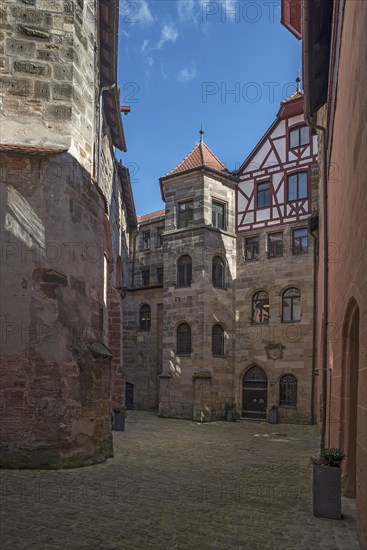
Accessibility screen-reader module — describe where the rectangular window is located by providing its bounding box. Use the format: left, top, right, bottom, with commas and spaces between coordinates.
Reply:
289, 125, 310, 148
245, 236, 259, 261
157, 267, 163, 285
287, 172, 308, 201
156, 227, 164, 247
141, 269, 150, 287
268, 232, 283, 258
257, 182, 271, 209
292, 228, 308, 255
212, 201, 226, 229
178, 201, 193, 229
142, 231, 150, 250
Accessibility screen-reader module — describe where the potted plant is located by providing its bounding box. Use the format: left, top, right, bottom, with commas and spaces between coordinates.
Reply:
310, 447, 346, 519
224, 402, 240, 422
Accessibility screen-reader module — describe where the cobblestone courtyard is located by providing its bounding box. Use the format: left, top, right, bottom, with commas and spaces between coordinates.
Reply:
0, 412, 359, 550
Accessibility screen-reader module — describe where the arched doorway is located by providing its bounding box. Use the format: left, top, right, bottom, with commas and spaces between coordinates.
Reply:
242, 366, 268, 419
341, 299, 360, 498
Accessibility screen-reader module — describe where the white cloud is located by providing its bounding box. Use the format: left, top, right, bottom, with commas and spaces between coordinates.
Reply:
222, 0, 239, 22
157, 23, 179, 49
120, 0, 154, 26
177, 0, 198, 23
137, 0, 154, 26
141, 39, 150, 53
177, 61, 197, 82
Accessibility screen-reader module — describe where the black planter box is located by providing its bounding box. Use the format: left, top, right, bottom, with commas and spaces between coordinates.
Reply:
313, 464, 341, 519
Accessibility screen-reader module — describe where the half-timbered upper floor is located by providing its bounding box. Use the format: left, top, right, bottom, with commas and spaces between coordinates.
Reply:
236, 91, 318, 232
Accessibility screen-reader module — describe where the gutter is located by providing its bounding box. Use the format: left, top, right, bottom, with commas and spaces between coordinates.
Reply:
303, 0, 328, 451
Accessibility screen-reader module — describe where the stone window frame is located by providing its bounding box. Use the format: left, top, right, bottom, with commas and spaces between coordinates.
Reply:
244, 235, 260, 261
177, 254, 192, 288
142, 230, 150, 250
267, 231, 284, 258
141, 269, 150, 287
212, 323, 225, 357
176, 322, 192, 356
279, 374, 298, 408
156, 226, 164, 247
281, 287, 301, 322
252, 290, 270, 324
177, 200, 194, 229
212, 255, 225, 289
292, 227, 309, 255
139, 304, 151, 332
156, 267, 163, 286
211, 199, 227, 230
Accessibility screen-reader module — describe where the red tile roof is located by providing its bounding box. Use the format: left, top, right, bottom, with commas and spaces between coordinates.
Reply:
163, 141, 227, 178
0, 144, 68, 155
137, 209, 165, 224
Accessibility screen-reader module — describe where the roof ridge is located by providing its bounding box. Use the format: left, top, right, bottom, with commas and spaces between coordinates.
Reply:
201, 141, 226, 170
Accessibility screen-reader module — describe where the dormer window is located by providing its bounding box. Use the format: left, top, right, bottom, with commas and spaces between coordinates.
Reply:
289, 125, 309, 148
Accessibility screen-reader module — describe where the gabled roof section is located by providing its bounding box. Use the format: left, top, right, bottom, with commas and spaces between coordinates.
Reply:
235, 91, 305, 174
117, 162, 137, 230
162, 141, 227, 179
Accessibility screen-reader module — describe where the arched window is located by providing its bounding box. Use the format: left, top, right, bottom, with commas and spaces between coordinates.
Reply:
139, 304, 151, 331
252, 291, 269, 323
212, 256, 225, 289
279, 375, 297, 407
282, 288, 301, 321
176, 323, 191, 355
212, 324, 225, 356
177, 255, 192, 287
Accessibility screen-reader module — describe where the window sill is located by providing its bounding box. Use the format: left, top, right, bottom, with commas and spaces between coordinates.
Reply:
176, 353, 192, 358
281, 320, 301, 324
278, 405, 297, 409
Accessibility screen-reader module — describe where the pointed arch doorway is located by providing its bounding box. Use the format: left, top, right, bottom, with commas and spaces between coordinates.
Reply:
341, 299, 360, 498
242, 366, 268, 419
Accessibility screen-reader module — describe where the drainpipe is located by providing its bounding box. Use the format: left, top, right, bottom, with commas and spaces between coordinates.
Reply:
310, 227, 318, 426
303, 0, 329, 452
97, 83, 117, 186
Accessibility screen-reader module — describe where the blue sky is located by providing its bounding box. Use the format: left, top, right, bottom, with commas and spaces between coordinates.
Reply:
117, 0, 301, 215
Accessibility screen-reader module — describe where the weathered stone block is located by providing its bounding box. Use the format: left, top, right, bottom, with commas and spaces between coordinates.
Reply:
6, 38, 36, 58
45, 103, 72, 121
0, 76, 32, 98
35, 80, 49, 100
37, 48, 59, 62
14, 60, 49, 76
18, 25, 50, 41
53, 63, 73, 81
52, 82, 72, 101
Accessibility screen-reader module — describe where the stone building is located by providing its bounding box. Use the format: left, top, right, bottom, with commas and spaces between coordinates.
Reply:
282, 1, 367, 547
0, 0, 136, 468
122, 93, 318, 424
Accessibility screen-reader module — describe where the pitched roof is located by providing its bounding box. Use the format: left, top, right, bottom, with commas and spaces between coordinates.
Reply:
281, 90, 303, 103
0, 144, 68, 155
162, 141, 227, 178
137, 209, 165, 224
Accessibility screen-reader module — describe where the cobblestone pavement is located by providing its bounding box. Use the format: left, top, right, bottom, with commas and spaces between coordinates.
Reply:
0, 412, 359, 550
